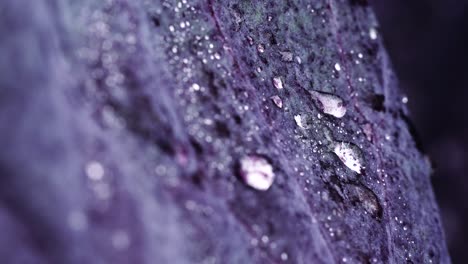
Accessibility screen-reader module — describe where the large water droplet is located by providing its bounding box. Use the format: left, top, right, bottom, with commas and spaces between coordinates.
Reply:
270, 95, 283, 108
333, 142, 363, 174
239, 155, 275, 191
346, 184, 382, 219
272, 76, 284, 89
310, 91, 347, 118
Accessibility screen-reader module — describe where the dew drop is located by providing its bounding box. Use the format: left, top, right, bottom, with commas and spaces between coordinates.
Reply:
346, 184, 382, 219
310, 90, 347, 118
281, 252, 289, 261
86, 161, 104, 181
270, 95, 283, 108
294, 114, 313, 129
239, 155, 275, 191
257, 44, 265, 53
190, 83, 200, 91
333, 142, 363, 174
402, 96, 408, 104
334, 63, 341, 71
272, 76, 284, 89
296, 56, 302, 64
369, 27, 378, 40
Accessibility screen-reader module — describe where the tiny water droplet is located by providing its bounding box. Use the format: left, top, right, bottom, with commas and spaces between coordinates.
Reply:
270, 95, 283, 108
310, 90, 347, 118
239, 155, 275, 191
281, 252, 289, 261
333, 142, 363, 174
272, 77, 284, 89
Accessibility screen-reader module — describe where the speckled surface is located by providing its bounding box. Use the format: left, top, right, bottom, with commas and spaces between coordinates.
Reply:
0, 0, 450, 263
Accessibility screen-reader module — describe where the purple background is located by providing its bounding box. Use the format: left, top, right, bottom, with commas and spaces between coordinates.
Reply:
373, 0, 468, 262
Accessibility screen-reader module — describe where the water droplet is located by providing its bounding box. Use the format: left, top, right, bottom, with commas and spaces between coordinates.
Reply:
294, 114, 313, 129
369, 27, 378, 40
402, 96, 408, 104
281, 252, 289, 261
333, 142, 363, 174
310, 91, 347, 118
346, 184, 382, 219
334, 63, 341, 71
270, 95, 283, 108
86, 161, 104, 181
239, 155, 275, 191
257, 44, 265, 53
272, 76, 284, 89
190, 83, 200, 91
247, 36, 254, 46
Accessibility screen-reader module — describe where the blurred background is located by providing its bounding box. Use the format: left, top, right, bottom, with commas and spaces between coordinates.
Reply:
372, 0, 468, 262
